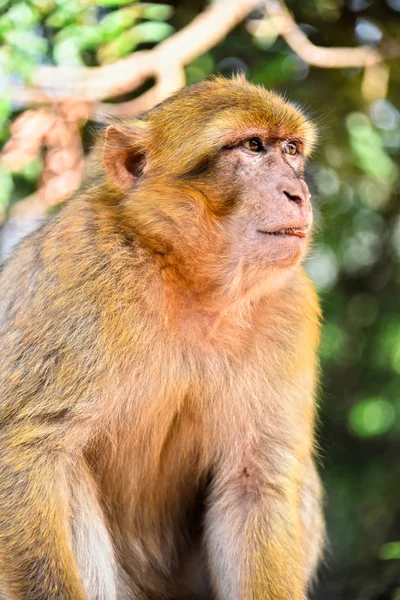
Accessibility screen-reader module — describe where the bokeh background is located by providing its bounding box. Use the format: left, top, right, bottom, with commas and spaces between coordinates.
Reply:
0, 0, 399, 597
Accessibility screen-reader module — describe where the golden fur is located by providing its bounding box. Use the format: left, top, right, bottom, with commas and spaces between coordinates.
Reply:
0, 77, 323, 600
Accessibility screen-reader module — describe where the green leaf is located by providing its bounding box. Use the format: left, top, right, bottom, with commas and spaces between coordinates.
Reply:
53, 37, 84, 66
45, 0, 86, 28
252, 55, 297, 86
140, 4, 173, 21
54, 25, 102, 50
0, 121, 10, 143
30, 0, 55, 16
186, 53, 215, 84
19, 157, 44, 181
0, 15, 13, 37
95, 0, 138, 7
348, 398, 395, 438
0, 95, 12, 123
98, 21, 173, 63
54, 0, 86, 8
98, 29, 140, 62
346, 113, 398, 183
5, 30, 48, 56
0, 163, 14, 210
130, 21, 174, 44
5, 3, 39, 28
9, 49, 36, 80
46, 7, 80, 28
98, 7, 140, 41
379, 542, 400, 560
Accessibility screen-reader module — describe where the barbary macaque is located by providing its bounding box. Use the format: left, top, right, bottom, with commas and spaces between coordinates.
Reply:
0, 76, 324, 600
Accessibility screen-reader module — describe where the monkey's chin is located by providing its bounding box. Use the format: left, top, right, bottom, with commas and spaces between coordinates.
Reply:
256, 232, 308, 269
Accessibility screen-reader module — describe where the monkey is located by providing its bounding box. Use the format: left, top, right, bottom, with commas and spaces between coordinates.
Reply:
0, 76, 324, 600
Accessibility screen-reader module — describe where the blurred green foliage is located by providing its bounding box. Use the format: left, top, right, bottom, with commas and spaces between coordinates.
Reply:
0, 0, 175, 137
1, 0, 400, 598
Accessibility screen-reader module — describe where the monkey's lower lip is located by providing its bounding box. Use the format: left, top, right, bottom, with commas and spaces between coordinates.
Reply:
258, 228, 308, 239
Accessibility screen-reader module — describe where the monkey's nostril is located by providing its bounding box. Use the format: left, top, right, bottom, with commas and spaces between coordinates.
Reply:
283, 190, 303, 205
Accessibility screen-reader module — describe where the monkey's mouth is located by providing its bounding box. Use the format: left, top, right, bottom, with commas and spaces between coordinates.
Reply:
258, 227, 308, 239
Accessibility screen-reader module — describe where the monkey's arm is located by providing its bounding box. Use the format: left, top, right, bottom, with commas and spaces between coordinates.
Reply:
205, 453, 315, 600
0, 331, 111, 599
205, 313, 322, 600
300, 458, 325, 581
0, 225, 114, 600
0, 448, 87, 600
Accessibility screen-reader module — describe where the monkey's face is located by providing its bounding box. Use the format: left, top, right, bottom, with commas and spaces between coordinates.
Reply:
212, 133, 313, 272
103, 78, 316, 293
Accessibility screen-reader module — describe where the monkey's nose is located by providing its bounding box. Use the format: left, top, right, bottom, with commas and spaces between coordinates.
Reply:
277, 178, 311, 212
283, 189, 306, 206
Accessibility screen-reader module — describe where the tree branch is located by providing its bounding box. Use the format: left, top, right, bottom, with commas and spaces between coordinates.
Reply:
263, 0, 400, 68
8, 0, 262, 108
4, 0, 400, 229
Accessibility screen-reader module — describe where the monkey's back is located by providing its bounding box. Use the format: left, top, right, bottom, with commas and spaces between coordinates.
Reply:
0, 199, 158, 442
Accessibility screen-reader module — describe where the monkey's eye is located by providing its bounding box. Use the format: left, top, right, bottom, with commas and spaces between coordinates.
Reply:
284, 141, 298, 156
242, 138, 263, 153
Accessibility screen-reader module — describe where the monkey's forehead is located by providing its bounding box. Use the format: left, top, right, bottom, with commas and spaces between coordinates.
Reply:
146, 78, 317, 157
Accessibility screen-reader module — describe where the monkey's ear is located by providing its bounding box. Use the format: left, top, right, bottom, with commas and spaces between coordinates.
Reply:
103, 124, 148, 193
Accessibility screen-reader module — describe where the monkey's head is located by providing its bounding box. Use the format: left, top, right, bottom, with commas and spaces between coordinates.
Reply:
103, 77, 317, 298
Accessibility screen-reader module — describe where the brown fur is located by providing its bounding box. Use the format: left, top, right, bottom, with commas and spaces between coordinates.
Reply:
0, 77, 323, 599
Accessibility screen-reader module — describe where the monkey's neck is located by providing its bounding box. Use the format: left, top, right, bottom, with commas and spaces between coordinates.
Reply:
155, 258, 296, 343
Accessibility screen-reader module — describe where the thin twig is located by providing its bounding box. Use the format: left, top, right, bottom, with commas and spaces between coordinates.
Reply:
264, 0, 400, 68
